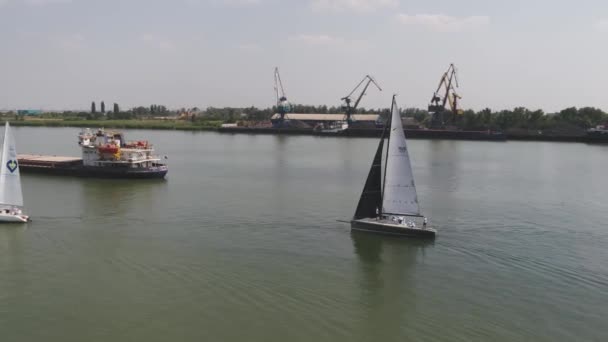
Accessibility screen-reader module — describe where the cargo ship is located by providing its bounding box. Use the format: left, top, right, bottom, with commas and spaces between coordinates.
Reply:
18, 128, 168, 179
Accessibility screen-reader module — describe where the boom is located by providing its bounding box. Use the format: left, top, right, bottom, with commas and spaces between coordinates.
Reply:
274, 67, 287, 106
342, 75, 382, 124
273, 67, 291, 127
428, 64, 463, 128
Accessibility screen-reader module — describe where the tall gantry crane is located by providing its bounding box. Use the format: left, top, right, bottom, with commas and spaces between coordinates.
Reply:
428, 64, 463, 128
341, 75, 382, 125
274, 67, 292, 127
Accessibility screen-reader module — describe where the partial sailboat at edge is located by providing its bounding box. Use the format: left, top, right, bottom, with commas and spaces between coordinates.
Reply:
351, 95, 435, 238
0, 122, 29, 223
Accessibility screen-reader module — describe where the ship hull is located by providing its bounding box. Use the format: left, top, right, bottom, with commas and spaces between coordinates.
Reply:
20, 164, 168, 179
585, 131, 608, 143
218, 127, 506, 141
0, 213, 29, 223
351, 218, 436, 238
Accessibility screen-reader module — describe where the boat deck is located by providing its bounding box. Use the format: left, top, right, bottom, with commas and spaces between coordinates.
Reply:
18, 154, 83, 167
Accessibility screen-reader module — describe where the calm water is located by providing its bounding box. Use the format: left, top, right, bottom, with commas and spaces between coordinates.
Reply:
0, 127, 607, 341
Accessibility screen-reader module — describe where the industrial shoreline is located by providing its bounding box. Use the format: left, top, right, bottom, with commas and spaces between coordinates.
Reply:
7, 120, 602, 143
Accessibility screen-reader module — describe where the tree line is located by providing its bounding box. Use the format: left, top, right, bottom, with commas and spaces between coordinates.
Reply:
7, 103, 608, 132
210, 105, 608, 132
437, 106, 606, 132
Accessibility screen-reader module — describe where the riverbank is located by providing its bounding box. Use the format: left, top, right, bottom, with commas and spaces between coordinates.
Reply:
3, 119, 601, 143
5, 119, 221, 131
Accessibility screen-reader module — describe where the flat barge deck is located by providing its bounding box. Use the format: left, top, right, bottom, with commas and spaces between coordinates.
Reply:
217, 127, 507, 141
18, 154, 168, 179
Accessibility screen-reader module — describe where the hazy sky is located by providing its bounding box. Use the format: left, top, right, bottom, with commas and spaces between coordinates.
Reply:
1, 0, 607, 112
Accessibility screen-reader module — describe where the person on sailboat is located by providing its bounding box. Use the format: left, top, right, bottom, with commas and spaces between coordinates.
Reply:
423, 217, 427, 229
375, 207, 380, 220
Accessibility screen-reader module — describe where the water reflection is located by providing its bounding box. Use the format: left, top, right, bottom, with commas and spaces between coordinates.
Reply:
350, 231, 434, 339
273, 135, 288, 170
351, 230, 434, 264
0, 226, 27, 271
0, 226, 27, 310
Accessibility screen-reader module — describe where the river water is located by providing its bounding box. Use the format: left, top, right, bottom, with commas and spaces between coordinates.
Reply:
0, 127, 606, 341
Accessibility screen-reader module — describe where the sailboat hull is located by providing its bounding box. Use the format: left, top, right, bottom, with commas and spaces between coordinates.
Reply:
351, 218, 436, 238
0, 213, 29, 223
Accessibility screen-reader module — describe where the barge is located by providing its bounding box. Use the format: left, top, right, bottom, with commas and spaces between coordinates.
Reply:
218, 126, 506, 141
18, 129, 168, 179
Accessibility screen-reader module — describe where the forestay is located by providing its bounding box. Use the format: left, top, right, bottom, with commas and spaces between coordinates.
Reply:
381, 97, 420, 216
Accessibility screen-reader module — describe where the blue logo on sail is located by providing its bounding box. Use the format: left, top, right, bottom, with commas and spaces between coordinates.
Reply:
6, 160, 18, 173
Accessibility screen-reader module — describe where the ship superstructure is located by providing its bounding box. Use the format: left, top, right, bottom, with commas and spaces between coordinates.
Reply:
79, 128, 165, 171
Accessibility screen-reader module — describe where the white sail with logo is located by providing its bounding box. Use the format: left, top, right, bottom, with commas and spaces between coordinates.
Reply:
382, 97, 420, 216
0, 122, 24, 208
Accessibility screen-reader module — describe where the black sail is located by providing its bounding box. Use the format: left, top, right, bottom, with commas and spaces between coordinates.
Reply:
354, 134, 385, 219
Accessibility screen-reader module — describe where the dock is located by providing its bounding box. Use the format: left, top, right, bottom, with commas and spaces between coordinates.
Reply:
217, 127, 508, 141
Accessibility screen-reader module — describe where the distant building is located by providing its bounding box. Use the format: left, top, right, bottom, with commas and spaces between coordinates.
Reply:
17, 110, 42, 116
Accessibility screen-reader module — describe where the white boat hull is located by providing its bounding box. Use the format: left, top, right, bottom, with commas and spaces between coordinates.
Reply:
0, 213, 29, 223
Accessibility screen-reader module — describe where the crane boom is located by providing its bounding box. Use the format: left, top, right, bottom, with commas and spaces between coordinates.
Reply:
342, 75, 382, 124
273, 67, 292, 127
428, 63, 462, 128
274, 67, 287, 105
440, 66, 456, 109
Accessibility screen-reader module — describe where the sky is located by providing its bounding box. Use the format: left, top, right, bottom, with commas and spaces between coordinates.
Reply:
0, 0, 607, 112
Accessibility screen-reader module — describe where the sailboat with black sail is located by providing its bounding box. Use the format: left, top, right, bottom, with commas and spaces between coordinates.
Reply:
351, 95, 435, 238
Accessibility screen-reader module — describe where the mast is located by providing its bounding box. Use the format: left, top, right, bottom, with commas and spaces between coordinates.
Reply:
380, 95, 395, 215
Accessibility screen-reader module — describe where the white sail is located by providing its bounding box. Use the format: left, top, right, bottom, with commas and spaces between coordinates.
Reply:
0, 122, 23, 207
382, 97, 420, 216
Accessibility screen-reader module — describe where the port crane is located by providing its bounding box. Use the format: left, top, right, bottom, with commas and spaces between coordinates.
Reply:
341, 75, 382, 125
273, 67, 292, 127
428, 63, 463, 128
